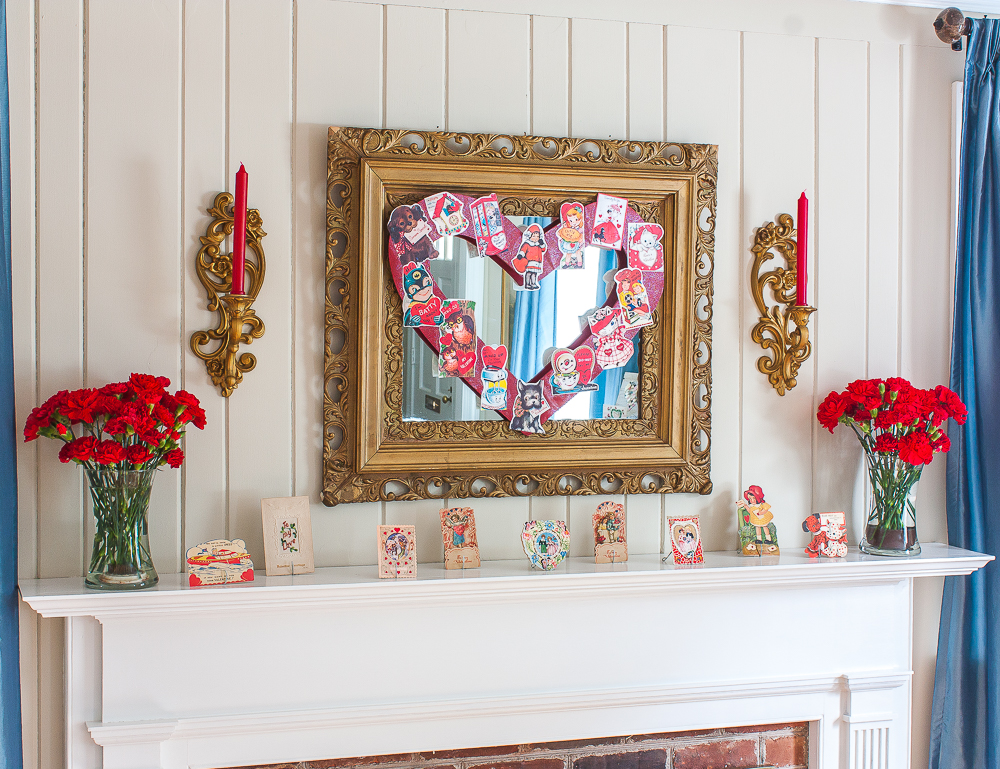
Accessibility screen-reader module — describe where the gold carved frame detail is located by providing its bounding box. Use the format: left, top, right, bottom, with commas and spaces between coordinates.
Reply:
324, 127, 716, 506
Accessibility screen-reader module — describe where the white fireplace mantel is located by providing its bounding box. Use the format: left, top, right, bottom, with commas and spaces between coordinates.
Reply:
19, 544, 991, 769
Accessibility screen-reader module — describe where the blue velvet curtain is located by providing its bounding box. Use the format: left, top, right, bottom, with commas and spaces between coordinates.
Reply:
929, 19, 1000, 769
510, 218, 557, 381
0, 1, 21, 766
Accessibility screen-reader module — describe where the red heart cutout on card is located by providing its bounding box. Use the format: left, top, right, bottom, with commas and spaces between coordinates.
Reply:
482, 345, 508, 370
386, 192, 664, 434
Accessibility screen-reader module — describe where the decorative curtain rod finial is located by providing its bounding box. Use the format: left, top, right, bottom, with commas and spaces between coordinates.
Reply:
935, 7, 972, 51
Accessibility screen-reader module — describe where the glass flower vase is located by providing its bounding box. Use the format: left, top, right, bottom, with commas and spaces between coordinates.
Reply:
859, 449, 922, 557
84, 466, 159, 590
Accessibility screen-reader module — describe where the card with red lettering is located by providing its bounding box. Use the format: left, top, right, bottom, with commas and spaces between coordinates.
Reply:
402, 262, 445, 327
627, 222, 664, 271
469, 193, 507, 258
437, 300, 476, 377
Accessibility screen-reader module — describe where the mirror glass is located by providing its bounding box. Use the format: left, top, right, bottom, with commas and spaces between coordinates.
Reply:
402, 217, 640, 423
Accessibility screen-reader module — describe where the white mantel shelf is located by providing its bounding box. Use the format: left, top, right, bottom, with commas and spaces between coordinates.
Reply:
19, 542, 990, 618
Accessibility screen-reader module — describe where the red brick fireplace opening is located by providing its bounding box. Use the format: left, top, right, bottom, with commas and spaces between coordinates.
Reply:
232, 723, 808, 769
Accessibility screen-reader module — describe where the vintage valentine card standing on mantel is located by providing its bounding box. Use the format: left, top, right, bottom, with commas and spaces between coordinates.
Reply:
378, 525, 417, 578
668, 516, 704, 565
440, 507, 481, 569
593, 501, 627, 564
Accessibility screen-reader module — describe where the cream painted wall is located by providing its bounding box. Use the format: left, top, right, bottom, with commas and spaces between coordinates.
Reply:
8, 1, 963, 768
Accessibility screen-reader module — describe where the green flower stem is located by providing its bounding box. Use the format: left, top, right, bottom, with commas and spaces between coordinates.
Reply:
85, 466, 156, 580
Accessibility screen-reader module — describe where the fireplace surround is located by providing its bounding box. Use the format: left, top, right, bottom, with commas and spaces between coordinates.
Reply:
18, 544, 990, 769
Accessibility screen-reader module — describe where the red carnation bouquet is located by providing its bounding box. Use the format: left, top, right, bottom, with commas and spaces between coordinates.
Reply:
24, 373, 206, 589
817, 377, 966, 556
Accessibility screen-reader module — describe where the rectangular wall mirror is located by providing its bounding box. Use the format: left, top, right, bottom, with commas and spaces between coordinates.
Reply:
324, 128, 716, 506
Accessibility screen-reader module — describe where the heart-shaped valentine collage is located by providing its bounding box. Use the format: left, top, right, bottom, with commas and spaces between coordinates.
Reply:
386, 191, 666, 435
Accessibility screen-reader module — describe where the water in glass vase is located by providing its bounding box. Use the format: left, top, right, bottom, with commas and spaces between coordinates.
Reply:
85, 467, 159, 589
859, 454, 921, 557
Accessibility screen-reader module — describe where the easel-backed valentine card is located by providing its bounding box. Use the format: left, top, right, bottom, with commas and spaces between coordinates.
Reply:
378, 525, 416, 578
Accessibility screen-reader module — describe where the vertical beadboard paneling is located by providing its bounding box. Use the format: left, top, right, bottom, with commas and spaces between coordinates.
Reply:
741, 32, 815, 547
569, 494, 621, 557
226, 0, 294, 566
448, 10, 530, 134
531, 15, 569, 137
37, 617, 64, 769
385, 497, 447, 564
626, 22, 663, 142
296, 0, 384, 566
529, 493, 569, 523
181, 0, 229, 555
86, 0, 184, 572
625, 493, 661, 555
570, 17, 626, 139
868, 42, 902, 380
812, 38, 868, 523
17, 600, 38, 769
901, 44, 963, 547
36, 0, 85, 579
9, 0, 37, 582
663, 25, 741, 552
385, 6, 445, 131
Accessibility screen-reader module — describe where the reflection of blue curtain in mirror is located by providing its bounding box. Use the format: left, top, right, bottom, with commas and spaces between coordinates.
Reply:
510, 217, 557, 381
590, 249, 639, 418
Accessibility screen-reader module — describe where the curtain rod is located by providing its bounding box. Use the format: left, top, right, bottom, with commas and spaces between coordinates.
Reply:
935, 7, 973, 51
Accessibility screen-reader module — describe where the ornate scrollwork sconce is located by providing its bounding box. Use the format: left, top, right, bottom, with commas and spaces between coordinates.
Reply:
190, 192, 266, 397
750, 214, 816, 396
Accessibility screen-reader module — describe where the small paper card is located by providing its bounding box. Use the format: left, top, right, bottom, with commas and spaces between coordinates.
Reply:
614, 269, 654, 329
587, 307, 634, 370
803, 512, 848, 558
521, 520, 570, 570
591, 193, 628, 250
378, 525, 417, 578
627, 222, 664, 271
261, 496, 316, 575
557, 201, 587, 268
426, 191, 469, 236
186, 539, 254, 587
469, 193, 507, 257
668, 516, 704, 565
550, 347, 598, 395
510, 380, 549, 435
593, 501, 627, 564
512, 223, 546, 290
388, 203, 439, 262
438, 300, 477, 377
402, 262, 445, 327
440, 507, 481, 569
480, 344, 509, 411
736, 485, 779, 556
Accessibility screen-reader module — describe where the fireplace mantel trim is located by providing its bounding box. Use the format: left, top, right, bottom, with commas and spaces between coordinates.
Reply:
18, 543, 991, 619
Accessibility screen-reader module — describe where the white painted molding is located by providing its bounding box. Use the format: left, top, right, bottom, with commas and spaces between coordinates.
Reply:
18, 544, 992, 619
87, 671, 889, 747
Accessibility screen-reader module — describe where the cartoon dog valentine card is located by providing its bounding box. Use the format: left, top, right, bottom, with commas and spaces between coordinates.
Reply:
388, 204, 439, 262
592, 193, 628, 250
510, 380, 549, 434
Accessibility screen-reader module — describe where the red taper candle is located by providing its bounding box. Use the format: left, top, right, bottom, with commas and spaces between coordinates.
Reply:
796, 191, 808, 306
231, 164, 248, 295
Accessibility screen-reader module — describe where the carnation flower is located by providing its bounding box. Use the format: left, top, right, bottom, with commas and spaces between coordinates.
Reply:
164, 448, 184, 468
932, 433, 952, 453
874, 433, 899, 453
898, 431, 935, 465
92, 440, 126, 465
934, 385, 968, 425
58, 437, 97, 464
817, 391, 850, 433
61, 389, 100, 424
125, 445, 153, 465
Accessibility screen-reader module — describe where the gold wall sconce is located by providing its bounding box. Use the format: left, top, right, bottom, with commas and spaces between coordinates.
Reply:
750, 213, 816, 395
190, 192, 266, 397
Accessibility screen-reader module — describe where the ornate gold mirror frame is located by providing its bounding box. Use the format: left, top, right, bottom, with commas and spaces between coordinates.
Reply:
323, 127, 716, 506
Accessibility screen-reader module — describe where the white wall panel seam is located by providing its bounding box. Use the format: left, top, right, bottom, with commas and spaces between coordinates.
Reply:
290, 0, 298, 496
443, 9, 449, 130
737, 30, 744, 499
566, 18, 572, 137
224, 0, 231, 541
865, 41, 871, 380
896, 44, 903, 377
80, 0, 89, 577
32, 0, 40, 582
